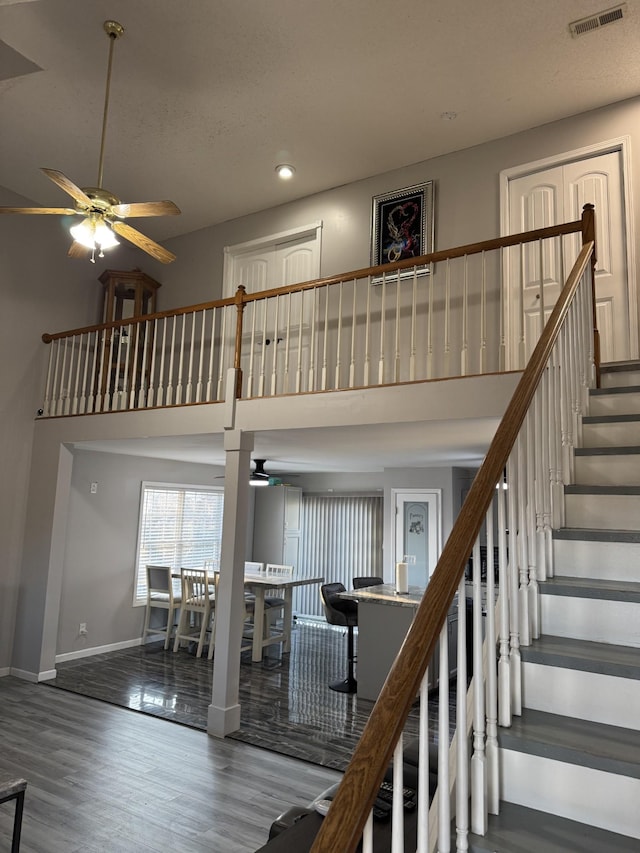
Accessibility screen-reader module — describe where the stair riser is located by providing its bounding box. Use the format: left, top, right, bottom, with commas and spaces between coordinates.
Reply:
589, 393, 640, 416
540, 594, 640, 647
553, 537, 640, 582
499, 750, 640, 838
522, 661, 640, 729
564, 492, 640, 530
600, 369, 640, 388
574, 454, 640, 486
582, 422, 640, 447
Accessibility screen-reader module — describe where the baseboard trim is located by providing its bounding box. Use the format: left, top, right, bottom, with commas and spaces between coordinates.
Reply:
56, 637, 143, 663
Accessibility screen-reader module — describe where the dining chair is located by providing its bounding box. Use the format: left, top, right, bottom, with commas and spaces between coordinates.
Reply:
173, 567, 216, 659
262, 563, 294, 633
142, 565, 182, 650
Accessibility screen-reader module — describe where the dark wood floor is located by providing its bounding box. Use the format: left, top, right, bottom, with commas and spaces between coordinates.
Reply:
0, 676, 341, 853
46, 619, 451, 773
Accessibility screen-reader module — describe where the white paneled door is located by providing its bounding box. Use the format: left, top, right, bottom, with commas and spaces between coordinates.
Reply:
504, 148, 633, 366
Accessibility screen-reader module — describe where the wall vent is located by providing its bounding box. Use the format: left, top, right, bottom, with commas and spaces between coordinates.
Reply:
569, 3, 626, 37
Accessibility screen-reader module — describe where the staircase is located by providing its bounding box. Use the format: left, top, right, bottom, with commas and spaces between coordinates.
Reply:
470, 360, 640, 852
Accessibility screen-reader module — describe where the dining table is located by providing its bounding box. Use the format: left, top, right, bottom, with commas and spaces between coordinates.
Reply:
243, 570, 324, 662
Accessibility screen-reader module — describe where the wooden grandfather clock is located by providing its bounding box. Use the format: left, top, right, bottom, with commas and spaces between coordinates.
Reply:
98, 268, 161, 401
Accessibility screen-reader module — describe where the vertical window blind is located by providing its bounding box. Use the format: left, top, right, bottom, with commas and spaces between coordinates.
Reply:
298, 494, 383, 618
134, 482, 224, 604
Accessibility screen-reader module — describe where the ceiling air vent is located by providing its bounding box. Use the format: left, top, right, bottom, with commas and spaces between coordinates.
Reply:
569, 3, 626, 37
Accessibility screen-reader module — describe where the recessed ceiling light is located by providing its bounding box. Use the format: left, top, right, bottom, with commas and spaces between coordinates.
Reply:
276, 164, 296, 179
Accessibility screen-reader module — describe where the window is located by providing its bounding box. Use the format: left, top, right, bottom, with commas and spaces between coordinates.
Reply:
134, 482, 224, 604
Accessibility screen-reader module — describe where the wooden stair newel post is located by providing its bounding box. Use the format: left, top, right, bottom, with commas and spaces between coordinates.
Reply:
581, 203, 599, 388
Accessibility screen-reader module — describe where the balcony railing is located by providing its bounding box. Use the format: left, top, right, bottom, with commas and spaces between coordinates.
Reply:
39, 208, 596, 417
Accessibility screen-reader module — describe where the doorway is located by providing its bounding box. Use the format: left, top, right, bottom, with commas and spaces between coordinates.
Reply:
500, 138, 637, 366
393, 489, 441, 588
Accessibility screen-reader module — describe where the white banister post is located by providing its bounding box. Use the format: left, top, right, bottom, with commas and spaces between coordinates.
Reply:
507, 453, 522, 717
497, 478, 511, 727
484, 502, 500, 814
455, 577, 469, 852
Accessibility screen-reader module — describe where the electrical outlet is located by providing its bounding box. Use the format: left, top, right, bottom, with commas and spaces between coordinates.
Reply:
79, 622, 87, 635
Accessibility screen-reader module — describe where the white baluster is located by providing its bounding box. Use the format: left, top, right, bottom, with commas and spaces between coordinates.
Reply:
166, 316, 176, 405
516, 432, 531, 648
195, 310, 206, 403
128, 322, 142, 410
363, 278, 371, 387
391, 735, 404, 853
156, 317, 168, 407
427, 266, 434, 379
461, 256, 468, 377
378, 275, 386, 384
87, 331, 100, 413
283, 292, 292, 392
308, 289, 317, 391
437, 621, 450, 853
455, 577, 469, 852
119, 324, 132, 411
479, 251, 487, 374
417, 673, 430, 853
409, 268, 417, 381
518, 244, 526, 368
393, 271, 401, 383
138, 320, 151, 409
362, 812, 374, 853
271, 295, 281, 396
296, 290, 304, 393
217, 309, 228, 400
349, 279, 357, 389
185, 311, 196, 403
499, 247, 507, 371
175, 314, 186, 404
42, 340, 55, 417
470, 539, 487, 835
484, 503, 499, 814
58, 337, 69, 416
321, 289, 329, 392
507, 453, 522, 717
529, 403, 541, 640
335, 282, 343, 389
497, 477, 511, 728
540, 367, 554, 577
444, 260, 451, 378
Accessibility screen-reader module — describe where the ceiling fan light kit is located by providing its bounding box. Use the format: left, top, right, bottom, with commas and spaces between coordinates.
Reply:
0, 20, 181, 265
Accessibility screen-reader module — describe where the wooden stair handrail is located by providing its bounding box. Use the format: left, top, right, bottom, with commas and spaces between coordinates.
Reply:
41, 218, 584, 343
310, 239, 595, 852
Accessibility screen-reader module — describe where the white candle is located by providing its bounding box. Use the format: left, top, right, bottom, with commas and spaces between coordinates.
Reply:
395, 561, 408, 594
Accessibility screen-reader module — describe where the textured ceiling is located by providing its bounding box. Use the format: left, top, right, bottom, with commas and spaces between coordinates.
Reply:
1, 0, 639, 243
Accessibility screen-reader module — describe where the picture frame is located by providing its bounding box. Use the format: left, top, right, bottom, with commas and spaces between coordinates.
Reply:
371, 181, 435, 277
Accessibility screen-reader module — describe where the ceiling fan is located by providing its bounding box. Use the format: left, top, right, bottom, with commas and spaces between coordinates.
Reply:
0, 20, 180, 265
215, 459, 296, 487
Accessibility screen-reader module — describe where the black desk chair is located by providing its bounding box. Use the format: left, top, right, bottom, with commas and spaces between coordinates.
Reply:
352, 575, 384, 589
320, 582, 358, 693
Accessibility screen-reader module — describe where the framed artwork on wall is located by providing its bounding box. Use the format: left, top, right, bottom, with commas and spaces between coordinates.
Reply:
371, 180, 435, 277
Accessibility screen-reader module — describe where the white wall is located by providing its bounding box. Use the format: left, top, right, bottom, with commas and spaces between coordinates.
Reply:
6, 96, 640, 675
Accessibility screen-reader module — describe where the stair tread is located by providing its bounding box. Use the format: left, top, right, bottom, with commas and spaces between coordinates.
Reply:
521, 634, 640, 678
553, 527, 640, 542
498, 708, 640, 777
601, 360, 640, 373
540, 575, 640, 601
575, 445, 640, 455
591, 384, 640, 395
565, 483, 640, 494
469, 802, 640, 852
583, 413, 640, 423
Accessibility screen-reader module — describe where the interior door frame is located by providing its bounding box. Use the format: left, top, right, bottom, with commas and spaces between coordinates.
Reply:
222, 221, 323, 298
392, 488, 441, 585
499, 136, 638, 365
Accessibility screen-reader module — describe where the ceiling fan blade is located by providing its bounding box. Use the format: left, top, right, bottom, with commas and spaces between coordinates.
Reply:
68, 241, 91, 259
0, 206, 76, 215
111, 201, 181, 218
110, 220, 176, 264
41, 168, 92, 206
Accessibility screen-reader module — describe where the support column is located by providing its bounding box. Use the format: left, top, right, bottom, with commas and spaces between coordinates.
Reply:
208, 428, 253, 737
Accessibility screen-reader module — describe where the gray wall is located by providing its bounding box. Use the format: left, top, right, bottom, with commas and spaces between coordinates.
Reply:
4, 95, 640, 673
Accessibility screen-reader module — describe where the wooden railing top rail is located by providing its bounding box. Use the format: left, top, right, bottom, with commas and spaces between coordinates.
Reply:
310, 238, 595, 852
42, 217, 585, 343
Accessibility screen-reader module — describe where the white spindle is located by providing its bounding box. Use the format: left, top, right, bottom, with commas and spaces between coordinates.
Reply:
427, 268, 434, 379
516, 431, 531, 648
497, 477, 511, 728
283, 292, 292, 393
42, 341, 55, 416
166, 317, 176, 405
417, 674, 430, 853
138, 320, 151, 408
393, 271, 401, 383
518, 244, 526, 368
444, 260, 451, 377
79, 331, 92, 414
271, 295, 281, 396
409, 269, 417, 381
296, 290, 304, 393
461, 256, 468, 377
391, 735, 404, 853
349, 279, 357, 389
217, 309, 228, 400
507, 452, 522, 717
175, 314, 186, 404
119, 324, 133, 411
363, 279, 371, 387
362, 812, 374, 853
455, 576, 469, 853
484, 502, 499, 815
128, 323, 141, 410
499, 247, 507, 371
156, 318, 168, 406
185, 311, 196, 403
87, 331, 100, 413
308, 288, 317, 392
540, 368, 554, 578
57, 337, 69, 415
321, 289, 329, 392
470, 538, 487, 835
246, 304, 257, 397
378, 276, 386, 384
335, 282, 343, 389
103, 328, 116, 412
538, 238, 545, 336
529, 403, 541, 640
437, 622, 450, 853
70, 334, 82, 415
